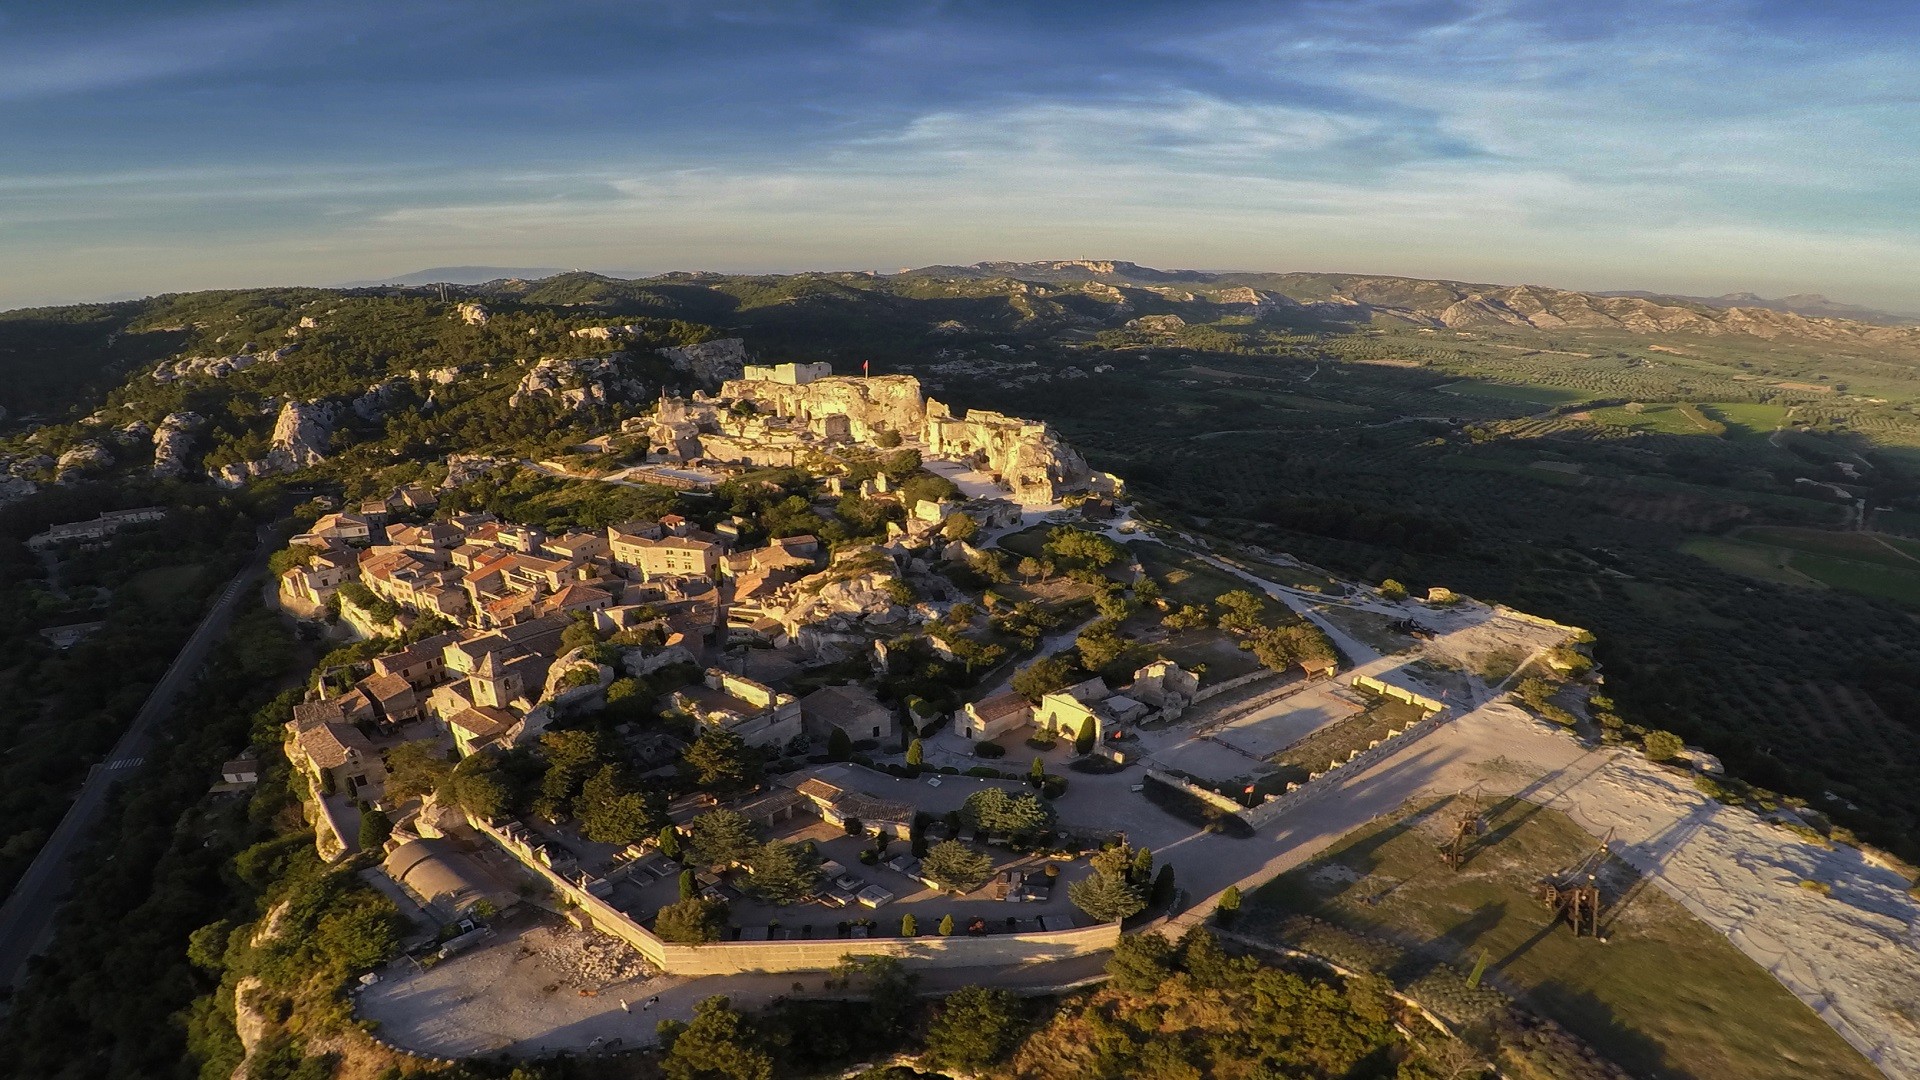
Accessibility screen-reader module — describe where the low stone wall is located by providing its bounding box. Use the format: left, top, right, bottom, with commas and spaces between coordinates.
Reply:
469, 815, 1121, 975
1190, 667, 1281, 704
1143, 768, 1246, 815
1491, 605, 1588, 637
1351, 675, 1445, 715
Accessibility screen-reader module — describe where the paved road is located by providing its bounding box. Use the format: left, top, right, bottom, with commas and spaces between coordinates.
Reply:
0, 522, 283, 988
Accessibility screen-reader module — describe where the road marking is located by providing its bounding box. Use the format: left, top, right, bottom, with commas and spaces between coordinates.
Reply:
103, 757, 144, 771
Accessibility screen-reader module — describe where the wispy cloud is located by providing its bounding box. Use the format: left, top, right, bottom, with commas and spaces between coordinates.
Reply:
0, 0, 1916, 309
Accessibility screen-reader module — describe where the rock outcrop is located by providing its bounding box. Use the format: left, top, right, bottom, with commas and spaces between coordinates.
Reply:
351, 378, 408, 421
273, 399, 336, 468
151, 412, 204, 479
214, 399, 336, 488
55, 442, 113, 483
151, 347, 294, 382
455, 302, 489, 325
442, 453, 515, 488
720, 373, 927, 441
659, 337, 750, 387
510, 354, 652, 410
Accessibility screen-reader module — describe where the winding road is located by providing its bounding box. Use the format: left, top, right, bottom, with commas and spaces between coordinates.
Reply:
0, 521, 283, 989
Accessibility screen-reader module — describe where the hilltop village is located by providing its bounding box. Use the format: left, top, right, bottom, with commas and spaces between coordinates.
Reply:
270, 367, 1304, 975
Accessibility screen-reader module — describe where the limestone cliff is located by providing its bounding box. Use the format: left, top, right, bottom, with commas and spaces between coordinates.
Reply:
55, 441, 112, 483
659, 337, 751, 387
511, 354, 652, 410
151, 411, 204, 479
720, 373, 927, 441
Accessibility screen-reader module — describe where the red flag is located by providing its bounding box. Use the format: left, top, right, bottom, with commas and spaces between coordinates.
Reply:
863, 359, 870, 377
1244, 784, 1256, 794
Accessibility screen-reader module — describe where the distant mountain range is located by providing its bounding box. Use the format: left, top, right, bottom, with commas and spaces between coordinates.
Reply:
1597, 290, 1920, 326
335, 266, 579, 287
370, 259, 1920, 347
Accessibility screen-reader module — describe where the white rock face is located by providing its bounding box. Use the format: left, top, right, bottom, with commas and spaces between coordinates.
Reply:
151, 411, 204, 479
272, 399, 336, 468
511, 354, 651, 410
1125, 313, 1186, 332
659, 338, 750, 387
443, 453, 514, 488
55, 442, 113, 483
351, 378, 407, 420
151, 346, 295, 382
780, 568, 906, 631
455, 302, 489, 325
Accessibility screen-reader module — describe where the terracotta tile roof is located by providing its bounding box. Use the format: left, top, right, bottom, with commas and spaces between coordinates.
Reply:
970, 691, 1033, 722
295, 720, 371, 769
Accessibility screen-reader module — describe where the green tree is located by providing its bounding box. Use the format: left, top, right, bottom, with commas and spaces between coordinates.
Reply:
576, 763, 660, 845
1011, 653, 1078, 702
925, 985, 1024, 1072
659, 996, 772, 1080
1162, 604, 1211, 631
1644, 729, 1686, 762
900, 913, 918, 937
906, 738, 925, 767
560, 613, 601, 655
679, 868, 698, 901
1016, 556, 1043, 583
1150, 864, 1177, 909
826, 726, 853, 761
535, 728, 609, 819
655, 897, 730, 946
1044, 527, 1122, 567
920, 840, 995, 892
357, 807, 393, 852
187, 919, 234, 972
1216, 884, 1242, 925
384, 740, 452, 803
444, 751, 510, 820
684, 728, 759, 793
1069, 865, 1146, 923
1029, 755, 1046, 785
743, 841, 821, 905
938, 914, 956, 936
1215, 589, 1267, 634
1075, 619, 1127, 670
688, 808, 761, 868
872, 429, 903, 449
961, 788, 1053, 836
881, 448, 922, 482
1379, 578, 1408, 601
1105, 930, 1175, 992
659, 823, 684, 861
1075, 715, 1097, 755
941, 512, 979, 543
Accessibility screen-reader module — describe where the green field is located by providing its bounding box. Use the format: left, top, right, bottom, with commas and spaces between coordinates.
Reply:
1679, 537, 1825, 588
1588, 402, 1726, 436
1736, 526, 1920, 570
1790, 553, 1920, 606
1243, 797, 1880, 1080
1435, 380, 1589, 405
1129, 540, 1290, 621
1700, 402, 1792, 439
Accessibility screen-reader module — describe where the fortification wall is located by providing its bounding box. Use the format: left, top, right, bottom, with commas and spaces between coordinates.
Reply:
469, 815, 1120, 975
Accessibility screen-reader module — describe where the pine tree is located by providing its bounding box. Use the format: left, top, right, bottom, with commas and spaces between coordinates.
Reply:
906, 738, 925, 767
901, 913, 918, 937
938, 914, 956, 936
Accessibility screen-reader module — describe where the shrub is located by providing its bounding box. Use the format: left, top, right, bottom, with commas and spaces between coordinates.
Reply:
1643, 730, 1685, 762
973, 740, 1006, 759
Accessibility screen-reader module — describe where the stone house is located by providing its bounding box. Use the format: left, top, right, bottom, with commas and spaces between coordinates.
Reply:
799, 683, 896, 744
952, 691, 1033, 740
669, 668, 802, 749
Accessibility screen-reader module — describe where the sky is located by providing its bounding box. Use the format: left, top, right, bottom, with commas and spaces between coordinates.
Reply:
2, 0, 1917, 312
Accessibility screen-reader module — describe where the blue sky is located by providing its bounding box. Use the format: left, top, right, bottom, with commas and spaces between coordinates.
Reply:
2, 0, 1917, 311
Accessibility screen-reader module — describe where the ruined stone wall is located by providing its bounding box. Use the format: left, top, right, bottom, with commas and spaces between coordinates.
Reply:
720, 374, 927, 441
